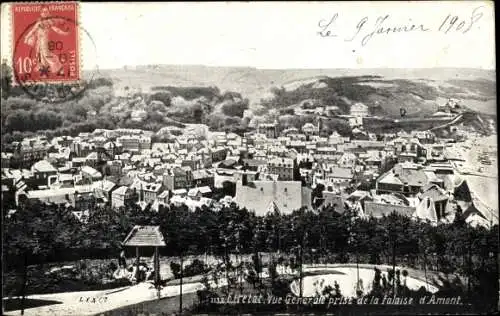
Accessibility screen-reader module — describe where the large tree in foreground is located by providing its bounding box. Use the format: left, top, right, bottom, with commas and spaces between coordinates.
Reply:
160, 204, 193, 314
4, 202, 80, 314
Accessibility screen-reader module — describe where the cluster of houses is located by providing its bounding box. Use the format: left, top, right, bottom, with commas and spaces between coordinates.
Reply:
1, 121, 492, 228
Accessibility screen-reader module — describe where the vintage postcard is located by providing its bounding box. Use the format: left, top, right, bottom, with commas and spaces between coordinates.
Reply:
1, 1, 497, 316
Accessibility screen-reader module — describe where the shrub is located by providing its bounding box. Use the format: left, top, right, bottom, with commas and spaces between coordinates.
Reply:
271, 277, 291, 297
170, 262, 181, 279
108, 261, 118, 274
221, 99, 249, 117
184, 259, 210, 278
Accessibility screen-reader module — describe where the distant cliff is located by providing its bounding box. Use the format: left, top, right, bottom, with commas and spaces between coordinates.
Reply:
259, 75, 496, 118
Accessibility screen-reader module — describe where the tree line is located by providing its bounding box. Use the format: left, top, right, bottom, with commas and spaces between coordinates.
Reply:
3, 200, 498, 311
1, 68, 253, 145
5, 200, 498, 268
4, 202, 497, 277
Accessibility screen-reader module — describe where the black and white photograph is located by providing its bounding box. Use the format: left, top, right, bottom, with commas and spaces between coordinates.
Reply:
1, 1, 498, 315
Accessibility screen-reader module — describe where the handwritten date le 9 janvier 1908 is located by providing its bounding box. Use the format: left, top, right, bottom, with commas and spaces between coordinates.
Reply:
317, 6, 485, 46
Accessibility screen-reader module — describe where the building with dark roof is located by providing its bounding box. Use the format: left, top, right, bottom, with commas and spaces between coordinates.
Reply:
31, 160, 58, 186
321, 191, 346, 214
163, 167, 192, 191
11, 137, 50, 168
192, 169, 215, 188
267, 157, 295, 181
376, 162, 432, 196
112, 186, 135, 208
142, 182, 163, 204
258, 121, 279, 139
454, 179, 472, 202
393, 138, 427, 163
242, 159, 267, 172
218, 159, 239, 169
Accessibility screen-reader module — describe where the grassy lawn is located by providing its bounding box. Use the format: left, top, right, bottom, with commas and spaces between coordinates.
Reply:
165, 274, 207, 286
2, 255, 218, 297
3, 256, 471, 316
3, 260, 474, 315
302, 263, 466, 287
2, 268, 132, 297
98, 291, 199, 316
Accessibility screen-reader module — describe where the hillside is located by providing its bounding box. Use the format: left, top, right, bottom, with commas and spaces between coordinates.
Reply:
260, 75, 496, 118
3, 65, 494, 144
93, 66, 496, 116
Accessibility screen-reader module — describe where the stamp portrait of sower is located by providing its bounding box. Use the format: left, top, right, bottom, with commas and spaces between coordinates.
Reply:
23, 6, 71, 76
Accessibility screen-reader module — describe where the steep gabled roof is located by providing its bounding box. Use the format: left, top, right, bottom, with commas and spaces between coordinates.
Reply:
377, 171, 403, 185
413, 197, 438, 223
421, 184, 449, 202
234, 180, 306, 216
266, 200, 281, 215
188, 187, 200, 197
462, 202, 486, 220
454, 179, 472, 202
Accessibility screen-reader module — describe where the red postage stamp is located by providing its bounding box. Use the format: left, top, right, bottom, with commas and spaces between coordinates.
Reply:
11, 2, 80, 84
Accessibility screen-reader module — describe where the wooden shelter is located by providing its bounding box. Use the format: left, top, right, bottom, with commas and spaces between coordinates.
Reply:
122, 225, 166, 293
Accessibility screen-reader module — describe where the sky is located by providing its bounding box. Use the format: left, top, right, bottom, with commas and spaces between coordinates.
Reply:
1, 1, 496, 70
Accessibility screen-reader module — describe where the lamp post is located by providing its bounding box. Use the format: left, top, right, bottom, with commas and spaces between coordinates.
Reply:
345, 205, 359, 295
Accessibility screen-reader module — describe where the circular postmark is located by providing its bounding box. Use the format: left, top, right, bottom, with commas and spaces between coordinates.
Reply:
12, 7, 98, 103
